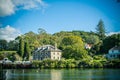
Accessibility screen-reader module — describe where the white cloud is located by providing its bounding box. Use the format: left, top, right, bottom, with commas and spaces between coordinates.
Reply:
13, 0, 47, 10
0, 25, 21, 41
0, 0, 47, 17
106, 32, 120, 36
0, 0, 15, 17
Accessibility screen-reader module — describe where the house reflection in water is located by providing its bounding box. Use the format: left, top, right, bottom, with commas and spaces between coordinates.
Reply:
51, 69, 62, 80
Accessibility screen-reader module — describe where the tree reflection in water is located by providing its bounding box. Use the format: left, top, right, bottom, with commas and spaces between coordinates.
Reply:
0, 64, 6, 80
1, 69, 120, 80
0, 63, 6, 80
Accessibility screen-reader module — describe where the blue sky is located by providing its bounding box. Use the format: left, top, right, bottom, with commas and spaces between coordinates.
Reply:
0, 0, 120, 41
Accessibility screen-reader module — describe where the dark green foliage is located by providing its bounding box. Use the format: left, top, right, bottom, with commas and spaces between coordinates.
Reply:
38, 28, 46, 34
24, 41, 30, 60
0, 39, 18, 51
90, 41, 103, 54
7, 40, 19, 51
9, 53, 16, 62
18, 38, 24, 57
101, 33, 120, 53
0, 40, 7, 51
96, 19, 106, 40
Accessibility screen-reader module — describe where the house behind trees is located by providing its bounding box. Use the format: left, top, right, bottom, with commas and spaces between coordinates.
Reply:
106, 46, 120, 60
33, 45, 62, 60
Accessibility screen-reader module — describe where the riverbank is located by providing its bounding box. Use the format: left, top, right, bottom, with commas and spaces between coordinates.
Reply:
1, 59, 120, 69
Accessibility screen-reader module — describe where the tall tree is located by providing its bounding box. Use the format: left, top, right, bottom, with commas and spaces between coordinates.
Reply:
38, 28, 46, 34
24, 41, 30, 60
18, 38, 24, 58
96, 19, 106, 40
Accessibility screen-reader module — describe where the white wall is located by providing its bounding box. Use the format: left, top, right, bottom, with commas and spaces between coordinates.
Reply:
109, 50, 120, 54
51, 52, 61, 60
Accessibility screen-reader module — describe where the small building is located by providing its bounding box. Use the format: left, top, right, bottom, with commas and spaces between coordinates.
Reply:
33, 45, 62, 60
106, 46, 120, 60
85, 43, 92, 49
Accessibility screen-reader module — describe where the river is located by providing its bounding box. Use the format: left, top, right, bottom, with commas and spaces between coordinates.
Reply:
1, 69, 120, 80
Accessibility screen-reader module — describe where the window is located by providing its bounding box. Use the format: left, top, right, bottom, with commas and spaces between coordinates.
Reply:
57, 52, 59, 55
113, 55, 115, 57
112, 50, 114, 53
110, 55, 112, 57
118, 54, 120, 59
58, 57, 59, 59
41, 57, 43, 60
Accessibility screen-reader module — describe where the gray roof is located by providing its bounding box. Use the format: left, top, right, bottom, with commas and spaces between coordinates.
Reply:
110, 46, 120, 51
34, 45, 61, 53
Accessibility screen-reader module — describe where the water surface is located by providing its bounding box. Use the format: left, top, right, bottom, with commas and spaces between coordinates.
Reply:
2, 69, 120, 80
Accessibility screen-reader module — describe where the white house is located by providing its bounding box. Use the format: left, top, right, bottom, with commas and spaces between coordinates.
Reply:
106, 46, 120, 60
33, 45, 62, 60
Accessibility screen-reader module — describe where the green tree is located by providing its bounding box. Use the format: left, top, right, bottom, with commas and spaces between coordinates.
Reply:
84, 35, 100, 45
24, 41, 30, 60
8, 40, 19, 51
0, 39, 7, 51
96, 19, 106, 40
61, 35, 88, 60
24, 31, 39, 50
101, 33, 120, 53
18, 38, 24, 58
38, 28, 46, 34
90, 41, 103, 54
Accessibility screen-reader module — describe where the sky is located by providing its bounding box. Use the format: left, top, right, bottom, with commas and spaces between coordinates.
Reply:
0, 0, 120, 41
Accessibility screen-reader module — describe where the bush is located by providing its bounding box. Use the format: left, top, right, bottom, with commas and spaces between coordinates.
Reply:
57, 60, 66, 68
32, 60, 42, 68
93, 60, 103, 68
